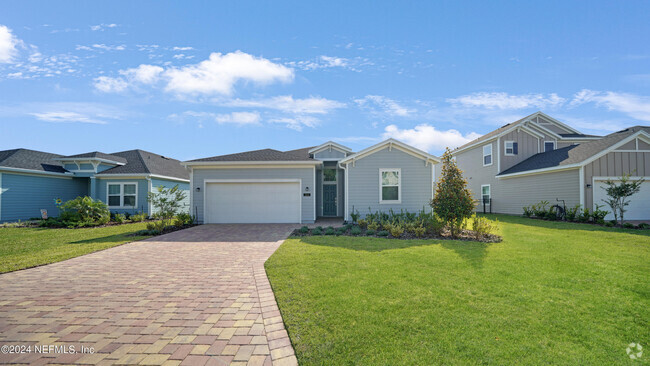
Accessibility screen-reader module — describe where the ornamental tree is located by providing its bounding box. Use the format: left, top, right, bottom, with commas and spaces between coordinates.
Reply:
431, 148, 476, 237
147, 184, 187, 229
601, 173, 644, 226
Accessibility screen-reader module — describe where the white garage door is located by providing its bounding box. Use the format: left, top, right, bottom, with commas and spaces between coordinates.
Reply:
593, 178, 650, 220
205, 181, 301, 223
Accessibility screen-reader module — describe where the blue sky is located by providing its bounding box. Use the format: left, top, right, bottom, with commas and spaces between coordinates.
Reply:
1, 1, 649, 160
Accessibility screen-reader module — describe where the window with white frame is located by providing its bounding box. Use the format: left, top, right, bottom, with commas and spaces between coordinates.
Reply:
380, 169, 401, 203
323, 168, 337, 184
504, 141, 518, 156
544, 141, 556, 152
481, 185, 491, 205
107, 182, 137, 208
483, 144, 492, 166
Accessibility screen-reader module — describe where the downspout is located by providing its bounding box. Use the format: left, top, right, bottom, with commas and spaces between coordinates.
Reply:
338, 161, 348, 222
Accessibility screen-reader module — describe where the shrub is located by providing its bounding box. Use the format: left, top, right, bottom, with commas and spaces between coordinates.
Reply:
566, 205, 580, 222
367, 221, 380, 231
174, 213, 194, 226
600, 174, 645, 226
638, 223, 649, 229
522, 205, 533, 218
414, 225, 426, 238
113, 213, 126, 224
350, 207, 360, 223
577, 208, 591, 223
131, 213, 147, 222
591, 204, 609, 225
350, 226, 362, 236
336, 227, 346, 236
623, 222, 634, 229
377, 230, 389, 237
312, 227, 323, 235
388, 224, 404, 238
431, 149, 475, 237
324, 227, 335, 235
422, 214, 444, 236
604, 221, 615, 227
358, 219, 368, 229
299, 226, 309, 234
146, 221, 165, 232
134, 229, 159, 236
147, 185, 188, 230
471, 215, 498, 240
545, 210, 557, 221
59, 196, 110, 225
366, 229, 376, 236
532, 201, 549, 218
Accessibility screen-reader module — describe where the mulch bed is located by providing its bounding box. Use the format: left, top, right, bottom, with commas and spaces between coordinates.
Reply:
291, 226, 502, 243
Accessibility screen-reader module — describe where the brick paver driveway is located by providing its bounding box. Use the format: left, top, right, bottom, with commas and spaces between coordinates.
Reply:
0, 224, 298, 365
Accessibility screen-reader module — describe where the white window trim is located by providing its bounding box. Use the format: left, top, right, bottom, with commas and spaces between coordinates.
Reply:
107, 182, 138, 208
322, 167, 337, 185
379, 168, 401, 204
481, 184, 491, 205
482, 144, 493, 167
544, 140, 556, 152
504, 141, 515, 156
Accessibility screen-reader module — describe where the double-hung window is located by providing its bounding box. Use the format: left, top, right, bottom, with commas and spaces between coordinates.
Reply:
481, 184, 491, 205
380, 169, 401, 203
483, 144, 492, 166
107, 182, 137, 208
504, 141, 518, 156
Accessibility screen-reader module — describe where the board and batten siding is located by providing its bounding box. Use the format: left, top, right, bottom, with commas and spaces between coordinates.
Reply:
0, 172, 87, 222
446, 141, 500, 212
583, 151, 649, 210
150, 179, 190, 215
494, 169, 581, 215
500, 130, 540, 172
347, 147, 434, 220
96, 178, 150, 215
314, 149, 346, 160
191, 167, 315, 223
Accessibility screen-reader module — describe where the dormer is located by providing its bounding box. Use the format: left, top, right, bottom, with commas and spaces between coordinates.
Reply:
54, 152, 127, 176
308, 141, 353, 161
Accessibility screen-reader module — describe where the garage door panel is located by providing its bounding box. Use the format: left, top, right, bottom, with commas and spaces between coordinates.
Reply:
593, 179, 650, 220
205, 182, 301, 223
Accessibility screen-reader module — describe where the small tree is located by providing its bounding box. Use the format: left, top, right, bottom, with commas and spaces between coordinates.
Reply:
147, 185, 187, 229
431, 148, 476, 237
601, 173, 644, 226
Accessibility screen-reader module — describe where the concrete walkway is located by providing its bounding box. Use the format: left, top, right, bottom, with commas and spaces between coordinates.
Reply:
0, 224, 298, 365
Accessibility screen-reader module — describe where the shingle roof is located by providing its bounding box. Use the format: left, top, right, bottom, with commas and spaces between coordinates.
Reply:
0, 149, 68, 173
454, 114, 533, 151
559, 133, 600, 138
62, 151, 128, 164
498, 126, 650, 175
188, 148, 316, 162
97, 150, 189, 179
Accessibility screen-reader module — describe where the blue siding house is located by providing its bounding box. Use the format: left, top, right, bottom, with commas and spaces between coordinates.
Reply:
0, 149, 189, 222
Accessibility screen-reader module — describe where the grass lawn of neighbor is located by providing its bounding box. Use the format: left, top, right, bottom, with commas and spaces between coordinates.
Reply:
0, 223, 150, 273
265, 214, 650, 365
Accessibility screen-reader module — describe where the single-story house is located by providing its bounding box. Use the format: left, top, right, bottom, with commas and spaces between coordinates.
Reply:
183, 139, 440, 224
0, 149, 190, 222
446, 111, 650, 220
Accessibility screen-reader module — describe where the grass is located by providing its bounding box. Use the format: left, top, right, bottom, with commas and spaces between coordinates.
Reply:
265, 215, 650, 365
0, 222, 151, 273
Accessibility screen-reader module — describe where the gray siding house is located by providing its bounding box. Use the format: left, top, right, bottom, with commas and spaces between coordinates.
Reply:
443, 112, 650, 220
184, 139, 440, 224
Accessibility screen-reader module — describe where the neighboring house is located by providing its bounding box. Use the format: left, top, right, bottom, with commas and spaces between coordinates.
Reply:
183, 139, 440, 224
0, 149, 190, 222
443, 112, 650, 220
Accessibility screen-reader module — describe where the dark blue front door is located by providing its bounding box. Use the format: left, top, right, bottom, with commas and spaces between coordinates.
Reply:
323, 185, 337, 216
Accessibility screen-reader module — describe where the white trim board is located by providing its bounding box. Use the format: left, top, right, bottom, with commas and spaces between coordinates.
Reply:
106, 181, 139, 209
340, 138, 440, 166
183, 161, 322, 167
96, 174, 189, 183
0, 167, 73, 178
379, 168, 402, 204
309, 141, 353, 154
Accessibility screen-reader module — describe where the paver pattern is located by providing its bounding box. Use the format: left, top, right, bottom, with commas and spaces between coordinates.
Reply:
0, 224, 298, 365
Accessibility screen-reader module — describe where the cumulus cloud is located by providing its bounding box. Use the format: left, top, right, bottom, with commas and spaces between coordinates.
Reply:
30, 111, 107, 124
570, 89, 650, 122
0, 25, 20, 63
93, 76, 128, 93
382, 124, 482, 152
119, 64, 164, 84
355, 95, 414, 117
447, 92, 566, 110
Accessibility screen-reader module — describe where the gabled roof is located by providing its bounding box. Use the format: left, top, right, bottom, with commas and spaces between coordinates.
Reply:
498, 126, 650, 177
0, 149, 68, 174
57, 151, 127, 165
97, 150, 189, 180
559, 133, 601, 139
339, 138, 440, 165
186, 147, 318, 163
308, 141, 353, 154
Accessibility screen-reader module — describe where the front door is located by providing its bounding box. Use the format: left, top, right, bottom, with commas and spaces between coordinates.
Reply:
323, 184, 337, 216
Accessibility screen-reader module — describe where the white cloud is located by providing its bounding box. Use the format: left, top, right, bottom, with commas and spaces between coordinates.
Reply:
173, 46, 193, 51
570, 89, 650, 122
30, 111, 107, 124
268, 116, 319, 131
0, 25, 20, 63
355, 95, 414, 117
164, 51, 293, 95
90, 23, 117, 31
215, 111, 261, 125
119, 64, 164, 84
224, 95, 345, 114
286, 55, 370, 71
382, 124, 481, 152
92, 44, 126, 51
93, 76, 128, 93
447, 92, 566, 110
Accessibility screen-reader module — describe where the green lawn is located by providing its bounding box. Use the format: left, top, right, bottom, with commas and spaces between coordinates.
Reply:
0, 223, 151, 273
265, 215, 650, 365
